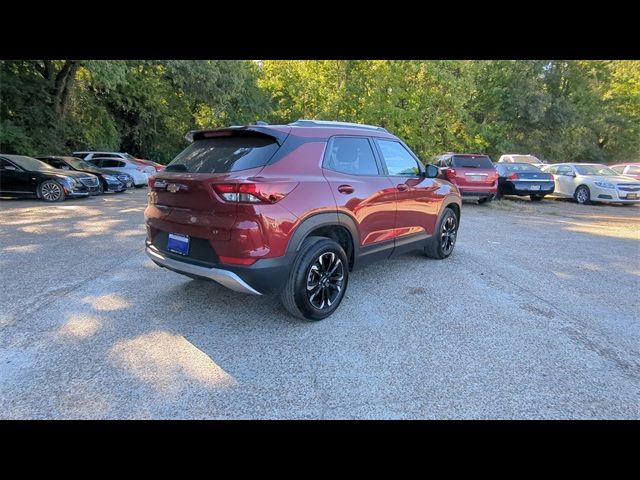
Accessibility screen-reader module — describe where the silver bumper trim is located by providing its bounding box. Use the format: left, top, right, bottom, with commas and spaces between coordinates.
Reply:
145, 246, 262, 295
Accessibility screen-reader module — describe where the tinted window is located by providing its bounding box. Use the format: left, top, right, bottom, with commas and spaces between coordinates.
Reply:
324, 137, 379, 175
510, 155, 539, 164
452, 155, 493, 168
502, 163, 541, 173
168, 135, 279, 174
556, 166, 574, 175
73, 153, 89, 159
376, 140, 420, 176
6, 156, 55, 171
545, 166, 558, 174
47, 159, 68, 169
100, 159, 124, 168
611, 166, 625, 174
0, 158, 13, 170
574, 164, 617, 176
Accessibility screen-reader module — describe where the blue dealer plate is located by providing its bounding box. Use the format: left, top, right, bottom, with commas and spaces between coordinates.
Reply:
167, 233, 190, 256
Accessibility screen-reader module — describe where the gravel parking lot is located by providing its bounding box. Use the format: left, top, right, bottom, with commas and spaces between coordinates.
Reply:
1, 190, 639, 419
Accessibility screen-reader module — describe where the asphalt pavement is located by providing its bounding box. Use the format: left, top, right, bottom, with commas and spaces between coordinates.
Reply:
1, 189, 638, 418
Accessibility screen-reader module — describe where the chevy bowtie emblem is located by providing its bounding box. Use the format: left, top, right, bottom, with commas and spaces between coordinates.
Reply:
167, 184, 180, 193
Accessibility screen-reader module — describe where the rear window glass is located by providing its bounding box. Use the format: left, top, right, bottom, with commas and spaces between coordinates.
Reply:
510, 155, 540, 164
167, 135, 279, 173
502, 164, 541, 172
452, 155, 494, 168
626, 166, 640, 174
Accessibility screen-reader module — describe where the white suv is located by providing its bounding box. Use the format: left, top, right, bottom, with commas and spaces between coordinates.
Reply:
74, 151, 137, 162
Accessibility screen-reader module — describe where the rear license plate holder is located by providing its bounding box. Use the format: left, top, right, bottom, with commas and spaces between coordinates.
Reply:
167, 233, 190, 256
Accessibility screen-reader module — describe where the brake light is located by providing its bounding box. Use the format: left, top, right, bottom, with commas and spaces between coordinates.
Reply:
445, 168, 456, 178
507, 173, 520, 180
212, 182, 298, 204
148, 176, 156, 188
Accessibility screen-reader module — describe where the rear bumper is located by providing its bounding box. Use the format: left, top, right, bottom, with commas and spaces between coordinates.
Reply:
146, 245, 262, 295
461, 190, 495, 198
145, 243, 293, 295
512, 182, 555, 195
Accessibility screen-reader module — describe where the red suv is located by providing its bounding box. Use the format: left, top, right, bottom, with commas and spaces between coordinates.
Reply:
433, 153, 498, 203
144, 120, 462, 320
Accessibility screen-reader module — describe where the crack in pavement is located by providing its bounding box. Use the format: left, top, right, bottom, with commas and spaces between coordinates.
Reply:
463, 251, 640, 381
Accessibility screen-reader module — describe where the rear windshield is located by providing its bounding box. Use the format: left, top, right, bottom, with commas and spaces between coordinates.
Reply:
502, 163, 541, 173
167, 135, 279, 173
452, 155, 494, 168
510, 155, 540, 164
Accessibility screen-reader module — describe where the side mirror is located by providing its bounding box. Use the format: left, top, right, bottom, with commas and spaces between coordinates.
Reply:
424, 164, 440, 178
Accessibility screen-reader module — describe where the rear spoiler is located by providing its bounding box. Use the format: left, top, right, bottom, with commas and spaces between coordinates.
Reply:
185, 126, 290, 146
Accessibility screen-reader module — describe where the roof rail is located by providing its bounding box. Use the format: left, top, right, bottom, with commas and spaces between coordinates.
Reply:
289, 119, 388, 133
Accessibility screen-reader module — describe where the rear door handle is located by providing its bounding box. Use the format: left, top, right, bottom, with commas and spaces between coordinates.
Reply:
396, 184, 409, 191
337, 184, 354, 194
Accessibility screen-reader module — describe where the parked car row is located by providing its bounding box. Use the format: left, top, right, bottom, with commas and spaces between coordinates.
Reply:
0, 151, 161, 202
429, 152, 640, 206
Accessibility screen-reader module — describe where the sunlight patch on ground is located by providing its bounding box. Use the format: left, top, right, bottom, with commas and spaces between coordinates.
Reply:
57, 314, 102, 339
115, 228, 144, 238
552, 271, 574, 279
109, 331, 237, 392
82, 294, 130, 311
558, 219, 640, 240
66, 219, 125, 238
118, 207, 145, 214
2, 243, 41, 253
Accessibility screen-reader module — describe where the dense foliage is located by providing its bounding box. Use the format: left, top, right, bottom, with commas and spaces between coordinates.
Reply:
1, 60, 638, 164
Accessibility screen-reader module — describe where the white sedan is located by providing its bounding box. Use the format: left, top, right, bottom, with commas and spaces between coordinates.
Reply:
541, 163, 640, 205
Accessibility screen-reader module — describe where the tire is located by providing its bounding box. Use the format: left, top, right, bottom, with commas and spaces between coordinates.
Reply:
574, 185, 591, 205
280, 236, 349, 321
530, 194, 544, 201
424, 207, 459, 259
38, 180, 66, 202
477, 196, 492, 204
97, 182, 105, 195
495, 190, 503, 200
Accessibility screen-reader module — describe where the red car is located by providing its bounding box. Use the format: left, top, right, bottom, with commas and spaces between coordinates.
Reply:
433, 153, 498, 203
144, 120, 462, 320
610, 163, 640, 181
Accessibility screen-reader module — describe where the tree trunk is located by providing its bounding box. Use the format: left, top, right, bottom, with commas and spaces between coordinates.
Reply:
54, 61, 79, 116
